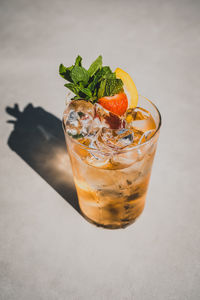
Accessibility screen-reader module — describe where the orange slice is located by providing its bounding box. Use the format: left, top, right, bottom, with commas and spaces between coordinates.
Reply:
115, 68, 138, 108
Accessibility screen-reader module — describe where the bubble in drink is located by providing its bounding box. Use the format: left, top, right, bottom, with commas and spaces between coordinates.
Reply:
63, 100, 95, 138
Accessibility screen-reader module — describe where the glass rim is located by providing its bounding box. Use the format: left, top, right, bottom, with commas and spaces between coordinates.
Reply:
63, 94, 162, 154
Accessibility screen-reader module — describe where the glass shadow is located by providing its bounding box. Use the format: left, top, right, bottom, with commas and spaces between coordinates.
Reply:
6, 103, 80, 213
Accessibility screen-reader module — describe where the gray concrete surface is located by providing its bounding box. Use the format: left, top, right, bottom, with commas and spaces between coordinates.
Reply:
1, 0, 200, 299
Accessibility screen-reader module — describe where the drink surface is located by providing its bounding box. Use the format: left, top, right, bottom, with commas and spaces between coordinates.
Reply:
63, 97, 159, 228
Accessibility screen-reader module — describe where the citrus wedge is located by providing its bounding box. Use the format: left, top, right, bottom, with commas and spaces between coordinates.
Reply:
115, 68, 138, 108
98, 92, 128, 116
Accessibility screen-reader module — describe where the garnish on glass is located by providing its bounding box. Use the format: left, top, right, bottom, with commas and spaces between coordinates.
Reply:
59, 55, 138, 116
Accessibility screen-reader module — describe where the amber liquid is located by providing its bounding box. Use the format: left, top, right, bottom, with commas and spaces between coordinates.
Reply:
64, 103, 159, 229
67, 136, 157, 229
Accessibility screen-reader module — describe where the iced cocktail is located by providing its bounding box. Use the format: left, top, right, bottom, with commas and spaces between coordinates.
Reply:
60, 55, 161, 228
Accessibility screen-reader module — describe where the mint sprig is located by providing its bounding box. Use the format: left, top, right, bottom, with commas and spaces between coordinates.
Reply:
88, 55, 102, 77
59, 55, 123, 102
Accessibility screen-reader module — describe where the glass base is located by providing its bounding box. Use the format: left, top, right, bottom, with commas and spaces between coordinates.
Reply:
80, 208, 142, 229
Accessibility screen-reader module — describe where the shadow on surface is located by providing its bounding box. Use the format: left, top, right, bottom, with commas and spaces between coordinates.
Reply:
6, 103, 80, 213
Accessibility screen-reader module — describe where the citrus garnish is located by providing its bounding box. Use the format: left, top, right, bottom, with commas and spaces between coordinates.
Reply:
115, 68, 138, 109
98, 92, 128, 116
59, 56, 138, 116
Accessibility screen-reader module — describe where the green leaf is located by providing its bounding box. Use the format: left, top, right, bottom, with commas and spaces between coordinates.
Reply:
96, 66, 112, 80
89, 96, 98, 103
104, 78, 124, 96
79, 82, 84, 89
65, 83, 92, 99
64, 83, 80, 96
59, 64, 66, 75
102, 73, 116, 80
71, 66, 89, 85
97, 78, 123, 98
59, 55, 124, 103
98, 79, 106, 98
88, 55, 102, 77
79, 87, 92, 98
75, 55, 82, 66
72, 95, 81, 100
88, 76, 99, 92
59, 64, 73, 82
87, 66, 112, 94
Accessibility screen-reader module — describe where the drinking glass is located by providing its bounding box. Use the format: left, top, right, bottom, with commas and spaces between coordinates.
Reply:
63, 95, 161, 229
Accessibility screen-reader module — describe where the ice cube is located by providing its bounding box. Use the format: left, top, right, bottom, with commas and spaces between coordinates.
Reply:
126, 107, 156, 132
138, 129, 156, 144
98, 128, 134, 150
95, 103, 125, 130
73, 135, 96, 149
88, 115, 102, 137
63, 100, 95, 139
126, 107, 150, 121
85, 150, 110, 168
110, 151, 140, 169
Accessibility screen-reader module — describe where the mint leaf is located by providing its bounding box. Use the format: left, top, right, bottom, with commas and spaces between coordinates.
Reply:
98, 79, 106, 98
64, 83, 92, 99
71, 66, 89, 85
59, 64, 73, 82
87, 66, 112, 95
59, 55, 124, 102
64, 83, 80, 96
75, 55, 82, 66
88, 76, 99, 92
89, 96, 98, 103
96, 66, 112, 80
88, 55, 102, 77
97, 78, 123, 98
72, 95, 81, 100
104, 78, 123, 96
79, 87, 92, 98
102, 73, 116, 80
59, 64, 66, 75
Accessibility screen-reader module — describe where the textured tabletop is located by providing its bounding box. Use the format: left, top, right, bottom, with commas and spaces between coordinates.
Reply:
1, 0, 200, 299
